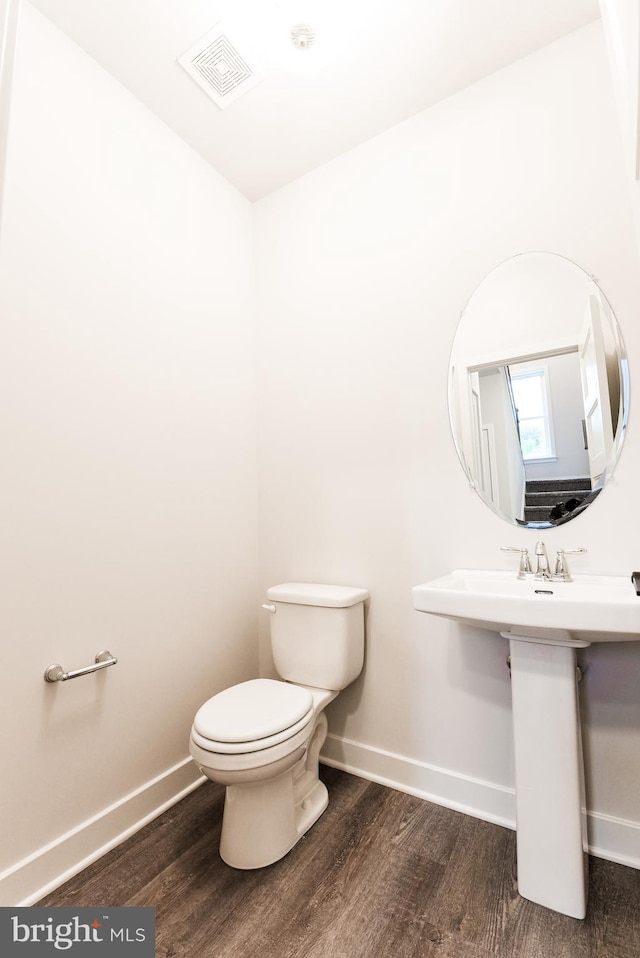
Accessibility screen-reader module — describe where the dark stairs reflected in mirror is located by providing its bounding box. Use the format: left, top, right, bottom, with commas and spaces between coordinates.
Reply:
524, 477, 593, 524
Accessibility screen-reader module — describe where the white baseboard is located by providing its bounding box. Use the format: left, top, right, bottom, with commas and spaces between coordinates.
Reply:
0, 757, 205, 906
321, 732, 640, 871
587, 809, 640, 870
4, 736, 636, 907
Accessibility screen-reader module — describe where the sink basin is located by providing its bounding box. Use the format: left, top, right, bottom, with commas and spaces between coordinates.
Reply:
412, 569, 640, 644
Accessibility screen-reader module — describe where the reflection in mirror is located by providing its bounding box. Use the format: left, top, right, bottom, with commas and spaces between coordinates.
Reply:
449, 252, 629, 528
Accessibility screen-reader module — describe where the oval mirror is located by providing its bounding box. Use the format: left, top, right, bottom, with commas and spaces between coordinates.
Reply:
449, 252, 629, 528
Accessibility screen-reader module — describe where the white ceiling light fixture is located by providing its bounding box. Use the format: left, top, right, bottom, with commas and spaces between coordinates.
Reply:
290, 22, 316, 50
271, 0, 332, 70
178, 23, 263, 110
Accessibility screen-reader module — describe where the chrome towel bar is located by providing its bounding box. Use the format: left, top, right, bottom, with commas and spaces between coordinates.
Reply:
44, 649, 118, 683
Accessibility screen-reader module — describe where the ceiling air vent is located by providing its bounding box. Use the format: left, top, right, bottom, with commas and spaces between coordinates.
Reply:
178, 24, 263, 110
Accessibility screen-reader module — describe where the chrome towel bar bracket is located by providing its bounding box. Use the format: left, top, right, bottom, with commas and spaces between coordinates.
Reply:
44, 649, 118, 683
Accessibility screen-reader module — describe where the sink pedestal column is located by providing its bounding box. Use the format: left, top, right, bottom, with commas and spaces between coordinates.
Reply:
504, 632, 589, 919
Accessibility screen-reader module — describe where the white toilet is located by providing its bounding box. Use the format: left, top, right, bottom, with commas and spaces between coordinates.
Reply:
189, 582, 368, 869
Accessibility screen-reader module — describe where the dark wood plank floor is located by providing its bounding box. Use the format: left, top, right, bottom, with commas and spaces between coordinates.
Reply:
38, 767, 640, 957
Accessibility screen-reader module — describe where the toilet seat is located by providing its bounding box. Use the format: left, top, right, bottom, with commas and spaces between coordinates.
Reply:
192, 678, 315, 755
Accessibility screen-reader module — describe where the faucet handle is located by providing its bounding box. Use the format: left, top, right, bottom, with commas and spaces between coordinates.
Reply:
500, 546, 533, 579
553, 547, 587, 581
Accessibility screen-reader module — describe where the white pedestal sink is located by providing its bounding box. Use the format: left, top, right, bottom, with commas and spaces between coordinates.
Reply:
412, 570, 640, 919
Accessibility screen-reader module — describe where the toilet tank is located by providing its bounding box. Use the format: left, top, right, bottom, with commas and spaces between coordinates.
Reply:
266, 583, 368, 690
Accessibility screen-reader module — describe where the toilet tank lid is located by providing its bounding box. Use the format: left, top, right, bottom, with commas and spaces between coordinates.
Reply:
267, 583, 369, 608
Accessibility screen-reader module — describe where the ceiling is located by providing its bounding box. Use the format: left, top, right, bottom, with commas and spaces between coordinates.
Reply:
27, 0, 601, 201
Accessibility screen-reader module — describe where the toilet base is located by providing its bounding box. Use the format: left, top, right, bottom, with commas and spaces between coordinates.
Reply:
219, 713, 329, 869
220, 766, 328, 869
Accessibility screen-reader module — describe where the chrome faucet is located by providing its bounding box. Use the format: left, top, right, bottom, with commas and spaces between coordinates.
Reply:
534, 541, 551, 580
502, 542, 587, 581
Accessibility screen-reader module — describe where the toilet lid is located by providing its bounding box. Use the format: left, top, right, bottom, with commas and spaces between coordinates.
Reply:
193, 678, 314, 745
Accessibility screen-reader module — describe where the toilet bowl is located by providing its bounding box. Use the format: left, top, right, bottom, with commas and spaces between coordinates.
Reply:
190, 678, 337, 869
189, 583, 368, 869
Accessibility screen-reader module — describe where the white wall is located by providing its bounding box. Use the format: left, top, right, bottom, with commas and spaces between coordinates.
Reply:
600, 0, 640, 279
255, 22, 640, 866
600, 0, 640, 181
0, 3, 258, 903
0, 0, 20, 231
